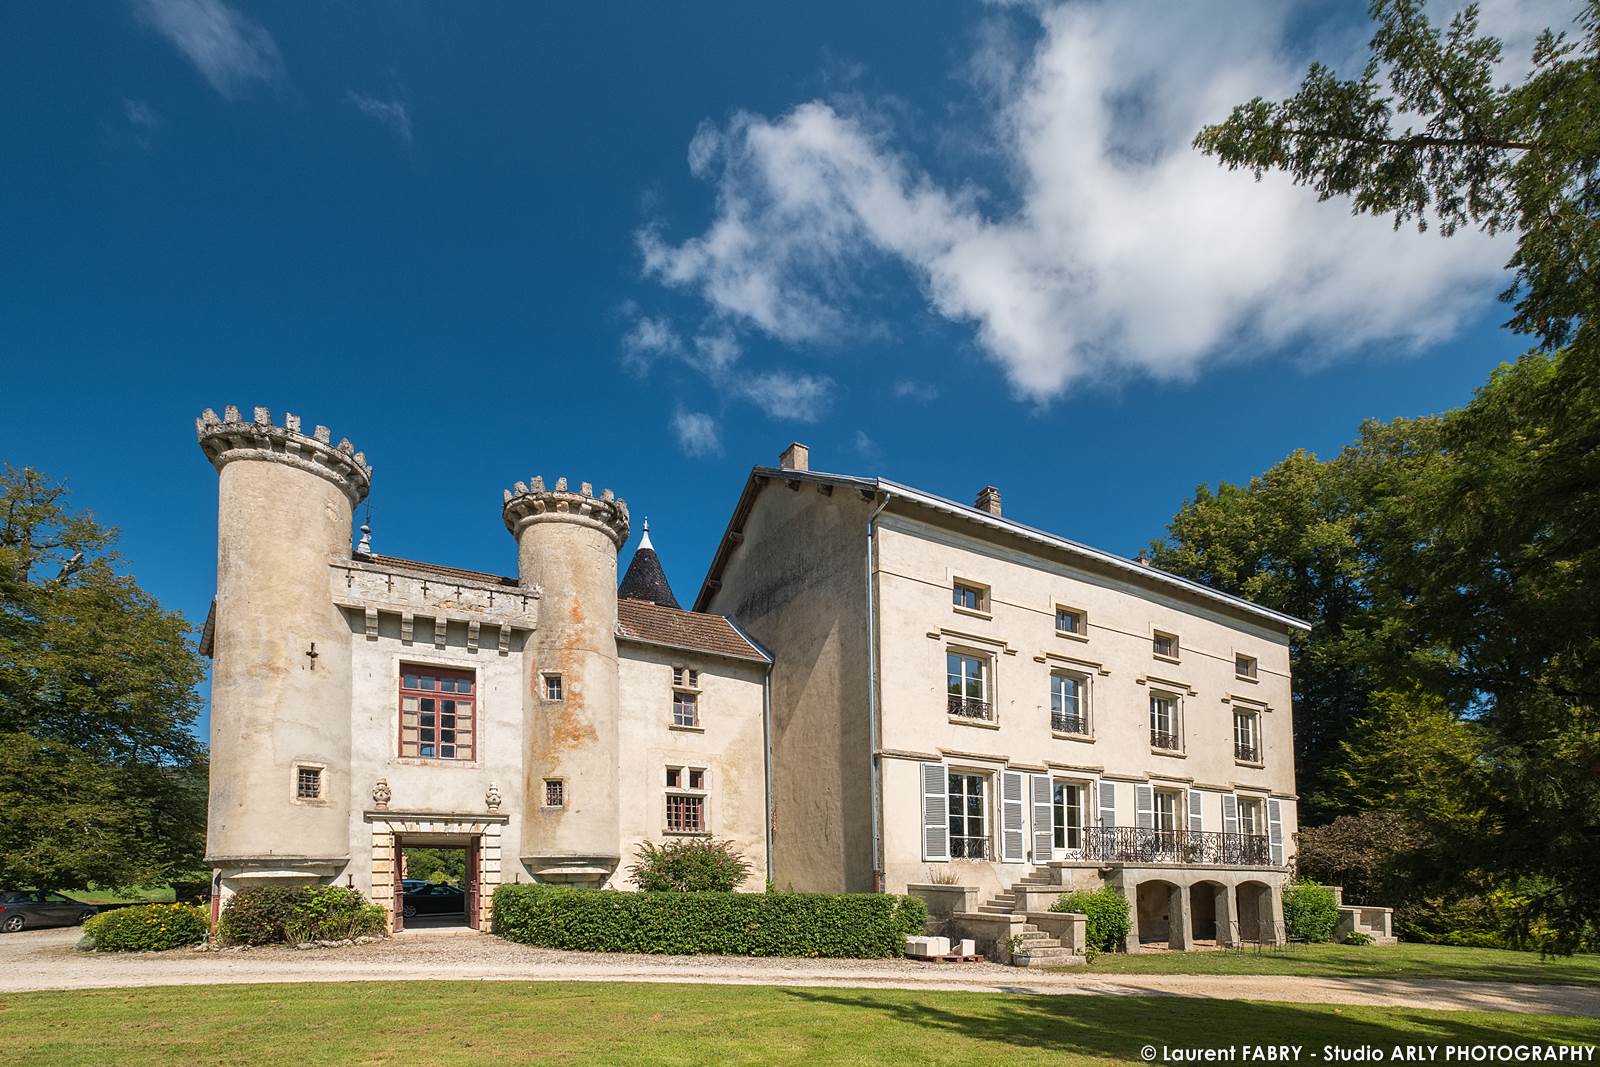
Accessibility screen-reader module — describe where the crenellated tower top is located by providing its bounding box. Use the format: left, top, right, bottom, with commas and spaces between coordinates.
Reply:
197, 405, 373, 507
502, 475, 629, 548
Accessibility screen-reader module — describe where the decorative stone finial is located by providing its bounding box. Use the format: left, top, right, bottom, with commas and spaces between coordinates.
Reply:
485, 782, 502, 811
356, 522, 372, 556
502, 472, 630, 548
372, 777, 392, 811
196, 405, 373, 507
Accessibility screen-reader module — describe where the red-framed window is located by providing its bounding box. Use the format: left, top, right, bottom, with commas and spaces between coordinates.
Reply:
665, 766, 706, 832
399, 665, 476, 760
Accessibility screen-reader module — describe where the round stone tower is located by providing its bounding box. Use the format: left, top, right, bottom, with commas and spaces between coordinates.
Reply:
503, 476, 629, 882
197, 405, 370, 887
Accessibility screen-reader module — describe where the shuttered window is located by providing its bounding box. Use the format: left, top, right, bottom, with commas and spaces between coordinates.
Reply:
921, 762, 949, 861
1000, 771, 1025, 863
1267, 798, 1285, 865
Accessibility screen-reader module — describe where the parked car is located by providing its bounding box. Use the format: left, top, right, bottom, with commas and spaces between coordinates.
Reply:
0, 891, 99, 932
401, 882, 464, 919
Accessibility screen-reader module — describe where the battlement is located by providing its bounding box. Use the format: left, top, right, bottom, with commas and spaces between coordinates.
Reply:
502, 475, 630, 548
197, 405, 373, 507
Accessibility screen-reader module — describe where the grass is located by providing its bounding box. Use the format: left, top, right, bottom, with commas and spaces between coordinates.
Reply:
68, 886, 176, 905
0, 982, 1595, 1066
1075, 942, 1600, 987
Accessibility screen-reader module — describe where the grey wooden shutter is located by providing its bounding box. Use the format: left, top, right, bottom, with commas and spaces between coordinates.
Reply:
921, 762, 948, 861
1098, 780, 1116, 828
1030, 774, 1053, 862
1000, 771, 1026, 862
1187, 789, 1203, 833
1134, 783, 1154, 829
1222, 793, 1239, 835
1267, 798, 1285, 865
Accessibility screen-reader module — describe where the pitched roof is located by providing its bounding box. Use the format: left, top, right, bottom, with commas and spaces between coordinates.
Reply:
617, 598, 770, 664
693, 468, 1312, 633
618, 523, 681, 609
363, 553, 519, 588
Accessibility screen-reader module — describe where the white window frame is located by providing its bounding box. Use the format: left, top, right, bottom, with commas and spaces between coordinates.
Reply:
542, 777, 566, 809
1052, 779, 1088, 855
951, 579, 990, 614
946, 770, 990, 859
541, 672, 563, 701
946, 648, 994, 721
290, 762, 329, 806
1237, 796, 1265, 837
1152, 630, 1180, 661
1152, 788, 1182, 832
1149, 690, 1182, 751
1053, 604, 1087, 638
1049, 669, 1090, 736
1234, 708, 1261, 762
1235, 653, 1258, 680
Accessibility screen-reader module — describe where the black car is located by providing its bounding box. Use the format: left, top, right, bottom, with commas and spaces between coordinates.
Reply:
0, 891, 99, 932
401, 882, 464, 919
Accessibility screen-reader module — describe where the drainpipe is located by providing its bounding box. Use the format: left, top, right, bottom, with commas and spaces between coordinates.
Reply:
761, 664, 774, 887
865, 489, 892, 892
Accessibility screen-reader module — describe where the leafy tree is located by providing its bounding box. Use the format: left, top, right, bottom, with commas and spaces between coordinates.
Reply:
0, 465, 207, 888
1196, 0, 1600, 352
402, 846, 466, 885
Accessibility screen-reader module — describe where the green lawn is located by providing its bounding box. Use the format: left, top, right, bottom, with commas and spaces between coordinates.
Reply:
68, 885, 176, 905
1, 982, 1595, 1066
1075, 942, 1600, 986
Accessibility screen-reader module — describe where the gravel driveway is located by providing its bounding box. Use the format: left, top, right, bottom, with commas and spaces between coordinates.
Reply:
4, 926, 1596, 1017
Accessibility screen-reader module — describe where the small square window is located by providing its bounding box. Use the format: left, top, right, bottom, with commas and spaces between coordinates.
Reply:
952, 581, 988, 612
1055, 606, 1085, 636
688, 768, 704, 790
672, 667, 700, 689
543, 779, 565, 807
296, 767, 321, 800
666, 767, 681, 788
1153, 631, 1179, 659
1236, 654, 1258, 680
542, 673, 563, 701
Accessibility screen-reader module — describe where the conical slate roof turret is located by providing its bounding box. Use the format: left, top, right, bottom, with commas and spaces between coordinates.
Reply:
618, 519, 680, 609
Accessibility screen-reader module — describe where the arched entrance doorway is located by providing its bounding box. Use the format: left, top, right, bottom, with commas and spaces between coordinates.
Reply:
1135, 880, 1181, 948
1235, 880, 1273, 943
1189, 880, 1224, 945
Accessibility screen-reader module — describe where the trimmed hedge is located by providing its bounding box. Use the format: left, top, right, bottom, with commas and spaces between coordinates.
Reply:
1050, 886, 1130, 953
1284, 880, 1340, 943
492, 884, 926, 958
82, 903, 208, 951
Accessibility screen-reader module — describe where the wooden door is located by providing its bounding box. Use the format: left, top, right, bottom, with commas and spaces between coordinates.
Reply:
392, 838, 404, 933
465, 836, 480, 930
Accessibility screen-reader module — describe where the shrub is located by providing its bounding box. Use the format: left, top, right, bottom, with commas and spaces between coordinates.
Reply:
627, 839, 752, 892
1050, 886, 1130, 954
284, 886, 387, 943
492, 884, 926, 958
1343, 930, 1374, 946
82, 904, 208, 951
1284, 880, 1340, 942
218, 885, 310, 945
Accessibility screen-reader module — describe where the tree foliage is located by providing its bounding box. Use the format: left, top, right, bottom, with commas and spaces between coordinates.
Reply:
1196, 0, 1600, 352
0, 465, 207, 888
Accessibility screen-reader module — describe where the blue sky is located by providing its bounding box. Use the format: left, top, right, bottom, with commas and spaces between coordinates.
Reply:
0, 1, 1558, 738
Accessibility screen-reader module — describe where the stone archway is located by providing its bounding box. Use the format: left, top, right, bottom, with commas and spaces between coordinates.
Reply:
1236, 880, 1273, 943
367, 812, 507, 932
1189, 880, 1224, 945
1135, 880, 1182, 948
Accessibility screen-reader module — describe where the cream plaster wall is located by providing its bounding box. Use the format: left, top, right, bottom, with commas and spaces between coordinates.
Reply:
702, 480, 876, 892
873, 510, 1299, 897
612, 644, 769, 889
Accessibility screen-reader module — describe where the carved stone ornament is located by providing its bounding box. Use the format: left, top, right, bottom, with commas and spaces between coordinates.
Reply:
372, 777, 392, 811
485, 782, 503, 811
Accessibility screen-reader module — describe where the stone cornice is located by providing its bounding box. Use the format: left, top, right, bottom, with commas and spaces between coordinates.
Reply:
197, 405, 372, 507
502, 476, 629, 547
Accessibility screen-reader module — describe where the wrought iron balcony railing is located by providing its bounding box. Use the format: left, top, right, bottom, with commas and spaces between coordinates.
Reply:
1234, 742, 1260, 762
949, 835, 992, 859
1081, 825, 1272, 866
1150, 729, 1182, 751
947, 695, 994, 721
1052, 710, 1088, 735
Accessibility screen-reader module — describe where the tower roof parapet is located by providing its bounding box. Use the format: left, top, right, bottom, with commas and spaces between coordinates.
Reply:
502, 475, 629, 548
196, 405, 373, 507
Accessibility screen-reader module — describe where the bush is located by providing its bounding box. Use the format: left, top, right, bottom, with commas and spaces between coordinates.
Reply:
1284, 880, 1340, 942
218, 885, 310, 945
283, 886, 387, 943
627, 839, 752, 892
1344, 930, 1374, 946
493, 884, 926, 958
219, 884, 388, 945
82, 904, 208, 951
1050, 886, 1130, 954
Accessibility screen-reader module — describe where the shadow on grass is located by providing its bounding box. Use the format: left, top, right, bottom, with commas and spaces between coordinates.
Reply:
779, 989, 1600, 1059
1080, 944, 1600, 988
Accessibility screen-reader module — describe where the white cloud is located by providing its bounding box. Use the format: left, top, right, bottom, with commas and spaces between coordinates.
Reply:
671, 409, 722, 457
122, 98, 159, 128
346, 91, 413, 145
853, 429, 881, 460
131, 0, 283, 100
637, 0, 1517, 403
893, 379, 938, 402
735, 371, 833, 421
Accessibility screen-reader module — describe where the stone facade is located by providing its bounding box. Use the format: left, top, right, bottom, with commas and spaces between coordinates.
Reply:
197, 407, 770, 930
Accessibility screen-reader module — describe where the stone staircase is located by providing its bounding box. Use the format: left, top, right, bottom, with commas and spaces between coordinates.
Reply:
974, 867, 1075, 966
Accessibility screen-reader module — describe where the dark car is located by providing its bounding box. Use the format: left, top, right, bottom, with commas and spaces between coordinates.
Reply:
401, 883, 464, 919
0, 891, 99, 932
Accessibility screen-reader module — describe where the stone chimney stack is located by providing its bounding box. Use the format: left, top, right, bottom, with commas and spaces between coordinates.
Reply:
975, 485, 1002, 516
779, 442, 809, 472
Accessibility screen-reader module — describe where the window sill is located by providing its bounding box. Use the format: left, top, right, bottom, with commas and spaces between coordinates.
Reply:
662, 830, 712, 838
390, 756, 481, 768
668, 723, 705, 733
672, 686, 703, 695
949, 715, 1000, 729
952, 605, 993, 622
1051, 730, 1094, 743
1235, 758, 1266, 769
539, 804, 565, 812
1234, 674, 1260, 684
1152, 653, 1182, 666
1150, 747, 1187, 758
1054, 630, 1090, 643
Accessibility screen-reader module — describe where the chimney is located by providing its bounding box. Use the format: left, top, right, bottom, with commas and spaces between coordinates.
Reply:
975, 485, 1002, 516
779, 442, 809, 472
